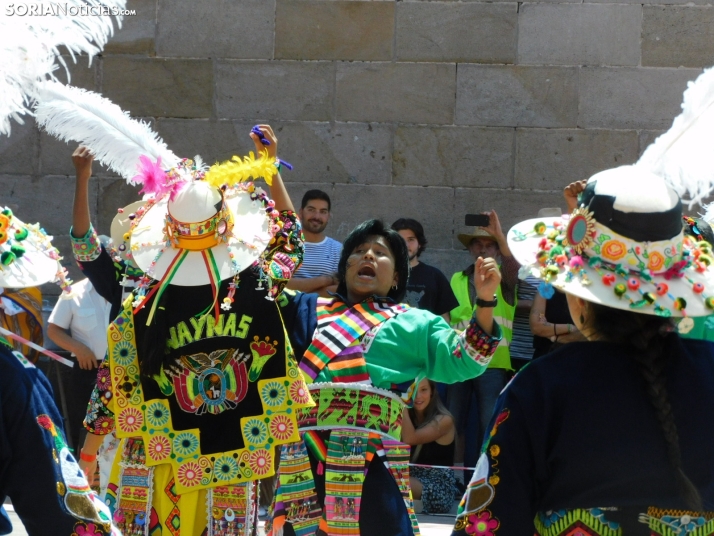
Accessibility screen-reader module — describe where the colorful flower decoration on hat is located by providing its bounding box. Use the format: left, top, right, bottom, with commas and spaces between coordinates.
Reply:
522, 207, 714, 318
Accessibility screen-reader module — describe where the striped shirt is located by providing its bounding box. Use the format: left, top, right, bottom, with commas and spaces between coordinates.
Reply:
293, 236, 342, 279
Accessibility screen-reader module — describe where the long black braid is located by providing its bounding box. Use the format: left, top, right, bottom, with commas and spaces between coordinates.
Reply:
585, 303, 703, 511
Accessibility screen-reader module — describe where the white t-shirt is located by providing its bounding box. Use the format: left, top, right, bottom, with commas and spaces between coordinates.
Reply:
293, 236, 342, 279
48, 279, 112, 361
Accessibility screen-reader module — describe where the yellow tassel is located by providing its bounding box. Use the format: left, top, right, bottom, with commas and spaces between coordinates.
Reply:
204, 149, 277, 188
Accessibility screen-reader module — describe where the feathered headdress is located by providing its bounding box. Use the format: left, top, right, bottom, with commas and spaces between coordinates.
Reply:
35, 82, 180, 181
0, 0, 126, 135
638, 66, 714, 208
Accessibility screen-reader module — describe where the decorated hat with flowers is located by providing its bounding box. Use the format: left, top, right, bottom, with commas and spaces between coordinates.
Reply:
109, 200, 146, 267
0, 207, 72, 291
508, 166, 714, 317
508, 65, 714, 318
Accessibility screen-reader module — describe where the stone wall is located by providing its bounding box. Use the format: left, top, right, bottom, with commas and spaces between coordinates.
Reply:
0, 0, 708, 296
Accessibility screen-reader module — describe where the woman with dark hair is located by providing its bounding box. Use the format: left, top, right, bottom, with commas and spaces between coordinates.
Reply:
268, 218, 504, 536
452, 167, 714, 535
402, 378, 457, 515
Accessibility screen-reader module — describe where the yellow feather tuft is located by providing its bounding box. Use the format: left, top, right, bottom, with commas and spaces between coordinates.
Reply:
204, 149, 277, 188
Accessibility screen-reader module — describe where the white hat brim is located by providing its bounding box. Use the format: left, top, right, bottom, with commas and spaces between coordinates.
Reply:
0, 217, 59, 289
130, 188, 271, 286
508, 217, 714, 318
110, 200, 146, 266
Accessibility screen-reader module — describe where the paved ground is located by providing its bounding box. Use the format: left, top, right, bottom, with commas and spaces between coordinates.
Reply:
4, 504, 455, 535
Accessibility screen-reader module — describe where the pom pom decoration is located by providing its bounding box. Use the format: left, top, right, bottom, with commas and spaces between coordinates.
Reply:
203, 150, 278, 188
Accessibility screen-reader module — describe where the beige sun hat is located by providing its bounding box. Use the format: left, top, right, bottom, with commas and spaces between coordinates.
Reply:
457, 227, 496, 249
110, 200, 147, 267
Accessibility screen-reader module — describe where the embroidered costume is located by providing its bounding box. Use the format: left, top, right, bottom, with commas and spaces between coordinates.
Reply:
84, 207, 311, 535
452, 339, 714, 536
269, 296, 502, 536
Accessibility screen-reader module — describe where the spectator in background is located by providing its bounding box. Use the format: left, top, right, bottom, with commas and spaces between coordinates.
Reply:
391, 218, 458, 322
529, 290, 583, 358
287, 189, 341, 297
447, 210, 519, 474
47, 277, 111, 451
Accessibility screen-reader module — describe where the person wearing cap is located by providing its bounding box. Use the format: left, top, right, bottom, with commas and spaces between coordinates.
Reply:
76, 125, 314, 535
446, 210, 519, 476
452, 167, 714, 535
267, 219, 503, 536
0, 208, 119, 536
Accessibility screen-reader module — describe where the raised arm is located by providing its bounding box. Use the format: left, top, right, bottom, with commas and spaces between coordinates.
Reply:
71, 145, 94, 238
249, 124, 293, 213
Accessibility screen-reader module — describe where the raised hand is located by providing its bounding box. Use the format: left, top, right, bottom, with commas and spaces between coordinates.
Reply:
564, 180, 587, 212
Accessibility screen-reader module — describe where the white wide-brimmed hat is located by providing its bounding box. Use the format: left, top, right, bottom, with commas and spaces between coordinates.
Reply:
508, 166, 714, 318
110, 200, 147, 266
130, 179, 272, 287
0, 207, 69, 290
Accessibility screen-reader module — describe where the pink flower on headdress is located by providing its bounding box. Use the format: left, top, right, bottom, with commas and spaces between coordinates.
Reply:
664, 260, 687, 280
465, 511, 499, 536
134, 156, 166, 196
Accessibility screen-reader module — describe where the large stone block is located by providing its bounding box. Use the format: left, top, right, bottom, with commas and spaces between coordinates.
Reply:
97, 178, 143, 234
276, 0, 394, 61
0, 121, 38, 175
515, 129, 639, 190
276, 122, 393, 185
0, 175, 97, 237
55, 55, 97, 90
103, 57, 213, 118
587, 0, 709, 7
336, 63, 456, 124
642, 7, 714, 68
105, 0, 156, 55
579, 67, 701, 129
330, 185, 455, 245
453, 187, 563, 248
456, 65, 578, 128
518, 4, 641, 67
216, 61, 335, 121
393, 126, 514, 188
157, 0, 274, 59
156, 119, 254, 165
396, 3, 517, 63
157, 120, 393, 185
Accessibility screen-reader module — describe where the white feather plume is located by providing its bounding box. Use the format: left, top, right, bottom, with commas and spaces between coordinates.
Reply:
0, 0, 126, 136
35, 81, 179, 182
638, 66, 714, 208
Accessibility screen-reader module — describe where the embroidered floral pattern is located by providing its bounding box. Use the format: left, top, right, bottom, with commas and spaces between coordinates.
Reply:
243, 418, 269, 446
249, 449, 271, 476
261, 381, 287, 407
117, 407, 143, 434
176, 461, 203, 488
172, 432, 199, 457
112, 340, 135, 366
94, 416, 113, 434
648, 251, 666, 272
70, 224, 102, 263
269, 414, 294, 441
601, 240, 627, 261
465, 510, 499, 536
96, 366, 110, 391
290, 379, 311, 404
145, 401, 170, 428
147, 435, 171, 461
214, 455, 240, 481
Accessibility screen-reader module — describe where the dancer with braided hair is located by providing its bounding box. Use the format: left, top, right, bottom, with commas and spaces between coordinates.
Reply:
452, 165, 714, 535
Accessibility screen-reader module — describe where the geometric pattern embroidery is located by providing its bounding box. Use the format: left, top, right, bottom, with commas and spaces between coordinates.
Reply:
164, 478, 180, 536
